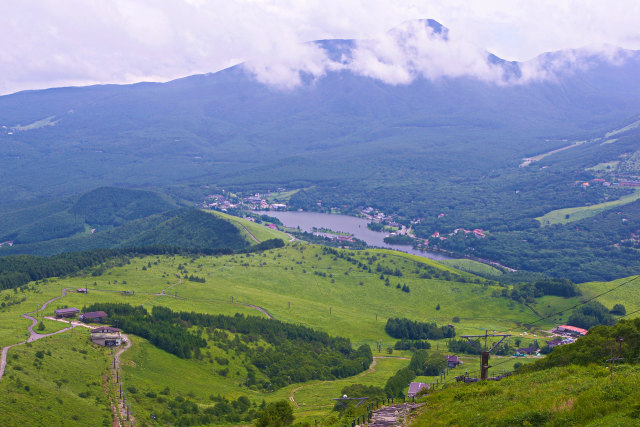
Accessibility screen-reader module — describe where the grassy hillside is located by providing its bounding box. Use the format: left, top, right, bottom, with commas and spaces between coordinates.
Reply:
578, 276, 640, 317
411, 364, 640, 426
536, 188, 640, 226
439, 259, 503, 277
1, 243, 635, 425
0, 330, 114, 426
207, 210, 290, 243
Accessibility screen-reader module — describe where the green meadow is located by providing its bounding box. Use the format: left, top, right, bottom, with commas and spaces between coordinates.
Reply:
0, 330, 113, 426
411, 364, 640, 426
0, 239, 612, 425
536, 188, 640, 226
439, 259, 503, 277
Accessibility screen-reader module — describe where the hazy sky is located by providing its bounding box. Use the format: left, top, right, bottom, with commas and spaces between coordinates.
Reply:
1, 0, 639, 95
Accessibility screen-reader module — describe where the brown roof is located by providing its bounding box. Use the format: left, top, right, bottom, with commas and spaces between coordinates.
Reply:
81, 311, 108, 319
91, 326, 121, 334
54, 307, 80, 314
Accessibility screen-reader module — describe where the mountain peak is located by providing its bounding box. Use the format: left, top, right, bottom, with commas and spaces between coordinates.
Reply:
390, 19, 449, 41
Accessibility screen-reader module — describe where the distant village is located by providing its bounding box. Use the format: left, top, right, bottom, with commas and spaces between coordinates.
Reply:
201, 190, 288, 212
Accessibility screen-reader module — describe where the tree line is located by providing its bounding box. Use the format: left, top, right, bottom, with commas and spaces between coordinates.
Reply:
385, 318, 455, 340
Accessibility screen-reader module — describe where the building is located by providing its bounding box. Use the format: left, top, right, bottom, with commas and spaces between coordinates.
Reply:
54, 307, 80, 318
80, 311, 108, 323
446, 355, 463, 368
516, 347, 538, 356
77, 288, 87, 293
554, 325, 588, 336
407, 382, 429, 397
90, 326, 122, 347
545, 339, 563, 348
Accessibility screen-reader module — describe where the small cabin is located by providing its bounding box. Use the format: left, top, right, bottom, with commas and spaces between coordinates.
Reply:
407, 382, 429, 397
77, 288, 87, 293
54, 307, 80, 318
446, 355, 462, 368
90, 326, 122, 347
516, 347, 538, 356
80, 311, 108, 323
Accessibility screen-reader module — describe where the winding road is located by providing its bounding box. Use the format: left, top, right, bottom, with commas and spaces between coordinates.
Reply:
0, 288, 86, 381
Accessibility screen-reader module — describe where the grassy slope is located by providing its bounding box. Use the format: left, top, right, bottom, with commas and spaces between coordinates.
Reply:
536, 188, 640, 226
411, 364, 640, 426
578, 275, 640, 315
0, 331, 113, 426
0, 244, 603, 425
440, 259, 503, 277
206, 210, 290, 243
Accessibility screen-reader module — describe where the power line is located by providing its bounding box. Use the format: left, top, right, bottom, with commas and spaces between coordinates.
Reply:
493, 275, 640, 334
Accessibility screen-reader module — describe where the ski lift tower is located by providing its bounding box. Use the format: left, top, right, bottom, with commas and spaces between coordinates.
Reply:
460, 331, 511, 380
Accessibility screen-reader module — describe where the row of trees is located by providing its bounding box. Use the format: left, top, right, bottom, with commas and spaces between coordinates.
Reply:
385, 318, 455, 340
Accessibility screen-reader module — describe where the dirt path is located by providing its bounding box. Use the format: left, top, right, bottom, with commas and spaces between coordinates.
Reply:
244, 303, 273, 319
113, 334, 134, 424
369, 402, 424, 426
160, 278, 181, 295
242, 225, 260, 243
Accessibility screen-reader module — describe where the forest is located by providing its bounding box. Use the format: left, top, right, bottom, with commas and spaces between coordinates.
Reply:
85, 303, 372, 390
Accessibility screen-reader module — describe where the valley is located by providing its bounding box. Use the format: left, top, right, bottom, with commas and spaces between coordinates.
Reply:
1, 214, 637, 425
0, 12, 639, 426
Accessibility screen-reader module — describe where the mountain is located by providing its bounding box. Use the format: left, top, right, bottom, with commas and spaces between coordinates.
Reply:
1, 20, 639, 279
0, 20, 639, 203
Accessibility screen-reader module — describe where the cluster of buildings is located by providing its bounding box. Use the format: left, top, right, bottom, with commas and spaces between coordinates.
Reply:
430, 228, 486, 242
202, 193, 287, 211
359, 207, 402, 228
203, 194, 237, 211
53, 306, 123, 347
577, 178, 640, 188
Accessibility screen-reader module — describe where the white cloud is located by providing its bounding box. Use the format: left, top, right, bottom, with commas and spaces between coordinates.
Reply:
0, 0, 638, 95
348, 20, 504, 85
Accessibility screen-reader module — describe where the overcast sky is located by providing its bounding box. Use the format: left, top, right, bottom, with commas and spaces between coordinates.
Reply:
1, 0, 639, 95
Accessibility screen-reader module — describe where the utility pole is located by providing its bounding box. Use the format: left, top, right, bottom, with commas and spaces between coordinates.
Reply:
461, 332, 511, 380
608, 337, 624, 379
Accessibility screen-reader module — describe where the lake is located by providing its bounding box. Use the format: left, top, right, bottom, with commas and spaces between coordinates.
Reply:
257, 211, 451, 261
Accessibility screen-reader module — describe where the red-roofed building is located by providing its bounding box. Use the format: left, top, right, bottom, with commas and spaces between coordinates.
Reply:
554, 325, 588, 336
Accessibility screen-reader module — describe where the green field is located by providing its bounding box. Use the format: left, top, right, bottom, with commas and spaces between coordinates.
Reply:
207, 209, 290, 243
578, 276, 640, 315
0, 242, 621, 425
586, 160, 620, 172
536, 189, 640, 226
0, 330, 113, 426
440, 259, 503, 277
412, 364, 640, 426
